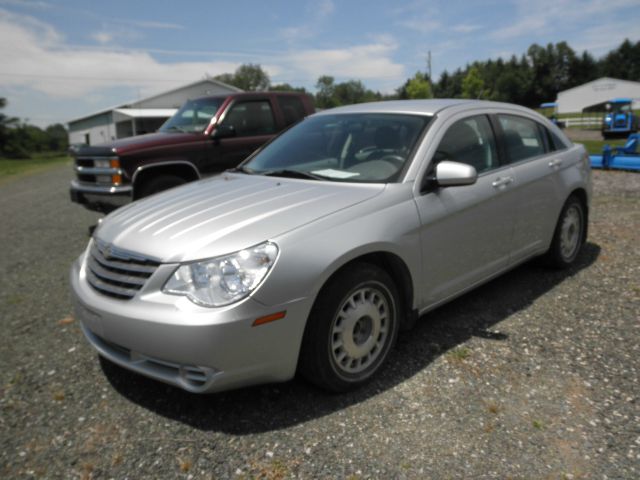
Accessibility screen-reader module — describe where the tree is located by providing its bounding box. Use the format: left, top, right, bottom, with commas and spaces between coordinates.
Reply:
315, 76, 338, 108
405, 72, 433, 99
461, 66, 486, 99
0, 98, 19, 157
214, 63, 270, 91
599, 39, 640, 81
433, 69, 464, 98
45, 124, 69, 151
270, 83, 307, 93
314, 76, 381, 108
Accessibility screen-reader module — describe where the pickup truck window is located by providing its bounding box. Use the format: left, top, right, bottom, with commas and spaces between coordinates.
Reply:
159, 98, 222, 133
221, 100, 276, 137
277, 96, 307, 127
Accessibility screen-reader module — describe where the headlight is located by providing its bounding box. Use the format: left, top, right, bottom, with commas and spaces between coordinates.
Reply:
162, 242, 278, 307
94, 157, 119, 169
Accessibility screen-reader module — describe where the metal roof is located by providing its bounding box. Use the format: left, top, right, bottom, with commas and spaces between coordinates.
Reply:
113, 108, 178, 118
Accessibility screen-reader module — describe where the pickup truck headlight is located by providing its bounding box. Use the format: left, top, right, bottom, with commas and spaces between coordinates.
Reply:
162, 242, 278, 307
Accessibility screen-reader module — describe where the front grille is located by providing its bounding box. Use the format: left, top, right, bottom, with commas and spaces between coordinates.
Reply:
86, 240, 160, 299
78, 173, 97, 183
76, 158, 94, 168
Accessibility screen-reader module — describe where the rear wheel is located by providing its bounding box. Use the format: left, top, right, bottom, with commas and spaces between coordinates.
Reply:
299, 263, 400, 392
136, 174, 187, 199
544, 195, 585, 268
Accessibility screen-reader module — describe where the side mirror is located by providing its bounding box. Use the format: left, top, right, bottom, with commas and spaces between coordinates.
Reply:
434, 160, 478, 187
212, 124, 236, 139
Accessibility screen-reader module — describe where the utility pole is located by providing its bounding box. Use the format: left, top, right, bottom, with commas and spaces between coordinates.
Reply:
427, 50, 432, 80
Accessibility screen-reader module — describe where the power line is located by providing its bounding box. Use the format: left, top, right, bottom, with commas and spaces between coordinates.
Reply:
0, 72, 191, 82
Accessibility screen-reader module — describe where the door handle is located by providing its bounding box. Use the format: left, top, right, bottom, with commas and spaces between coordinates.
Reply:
548, 158, 563, 168
492, 176, 513, 188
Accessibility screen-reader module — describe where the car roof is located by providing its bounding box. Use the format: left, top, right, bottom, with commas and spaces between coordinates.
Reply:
313, 99, 533, 117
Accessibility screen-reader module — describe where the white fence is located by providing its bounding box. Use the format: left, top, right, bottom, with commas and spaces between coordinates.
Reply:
561, 116, 602, 128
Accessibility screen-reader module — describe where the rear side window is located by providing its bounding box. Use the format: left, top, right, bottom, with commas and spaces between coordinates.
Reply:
435, 115, 499, 173
548, 128, 568, 151
277, 96, 307, 127
222, 100, 276, 137
498, 115, 545, 162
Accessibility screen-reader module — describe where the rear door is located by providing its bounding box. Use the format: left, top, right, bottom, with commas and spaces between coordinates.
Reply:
495, 114, 564, 262
414, 113, 518, 306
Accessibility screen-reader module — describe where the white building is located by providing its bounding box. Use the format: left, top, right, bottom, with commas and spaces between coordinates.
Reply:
68, 78, 242, 146
556, 77, 640, 114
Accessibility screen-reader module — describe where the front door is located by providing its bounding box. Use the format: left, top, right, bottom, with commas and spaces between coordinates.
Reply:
203, 99, 278, 175
414, 114, 518, 307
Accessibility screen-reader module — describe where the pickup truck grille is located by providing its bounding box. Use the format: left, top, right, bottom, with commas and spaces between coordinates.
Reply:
86, 240, 160, 299
73, 155, 122, 186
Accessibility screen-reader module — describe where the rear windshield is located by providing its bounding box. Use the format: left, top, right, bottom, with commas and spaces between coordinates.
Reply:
159, 98, 223, 133
243, 113, 431, 183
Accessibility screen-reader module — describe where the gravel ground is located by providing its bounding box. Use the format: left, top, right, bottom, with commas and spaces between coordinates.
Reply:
1, 164, 638, 479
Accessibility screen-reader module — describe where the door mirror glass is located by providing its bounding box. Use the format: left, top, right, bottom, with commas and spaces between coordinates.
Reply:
435, 160, 478, 186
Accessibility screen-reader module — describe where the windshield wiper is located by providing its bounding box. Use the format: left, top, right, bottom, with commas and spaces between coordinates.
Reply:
228, 165, 254, 174
262, 169, 326, 180
162, 125, 187, 133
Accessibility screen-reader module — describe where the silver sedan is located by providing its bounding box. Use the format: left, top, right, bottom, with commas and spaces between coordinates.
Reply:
70, 99, 591, 393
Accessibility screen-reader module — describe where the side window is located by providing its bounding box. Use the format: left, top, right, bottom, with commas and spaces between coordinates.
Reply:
277, 96, 306, 127
548, 128, 568, 152
435, 115, 498, 174
498, 115, 546, 162
222, 100, 276, 137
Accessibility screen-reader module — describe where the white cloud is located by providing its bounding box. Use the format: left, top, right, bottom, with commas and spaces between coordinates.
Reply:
120, 19, 183, 30
491, 0, 639, 40
282, 38, 405, 92
278, 0, 335, 42
0, 9, 239, 99
452, 24, 482, 34
397, 17, 440, 34
0, 7, 405, 103
91, 32, 113, 45
317, 0, 335, 18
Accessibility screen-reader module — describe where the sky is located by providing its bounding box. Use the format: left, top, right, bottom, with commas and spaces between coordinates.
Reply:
0, 0, 638, 127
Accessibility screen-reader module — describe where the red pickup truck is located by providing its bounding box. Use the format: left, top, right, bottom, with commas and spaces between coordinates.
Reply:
70, 92, 315, 212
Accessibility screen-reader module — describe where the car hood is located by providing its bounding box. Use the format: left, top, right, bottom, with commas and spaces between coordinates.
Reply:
74, 131, 204, 157
95, 173, 386, 263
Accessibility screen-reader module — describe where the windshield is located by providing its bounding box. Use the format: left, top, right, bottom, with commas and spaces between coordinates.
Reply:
159, 98, 223, 133
242, 113, 431, 183
613, 104, 631, 113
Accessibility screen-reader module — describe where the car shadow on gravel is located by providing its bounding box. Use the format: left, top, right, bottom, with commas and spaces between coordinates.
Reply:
101, 242, 600, 434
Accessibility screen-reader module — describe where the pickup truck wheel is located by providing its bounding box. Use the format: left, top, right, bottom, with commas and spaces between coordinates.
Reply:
299, 263, 399, 392
544, 195, 585, 268
136, 175, 187, 199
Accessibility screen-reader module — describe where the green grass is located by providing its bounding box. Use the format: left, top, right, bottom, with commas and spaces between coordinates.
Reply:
0, 153, 71, 182
577, 139, 627, 155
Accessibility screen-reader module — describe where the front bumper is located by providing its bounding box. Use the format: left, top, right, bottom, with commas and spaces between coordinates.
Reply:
70, 180, 133, 212
70, 254, 313, 393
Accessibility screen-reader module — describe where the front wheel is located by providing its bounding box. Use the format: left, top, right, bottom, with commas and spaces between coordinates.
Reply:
544, 195, 586, 268
299, 263, 400, 392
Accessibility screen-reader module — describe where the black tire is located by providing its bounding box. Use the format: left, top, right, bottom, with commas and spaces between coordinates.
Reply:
544, 195, 586, 268
298, 263, 400, 392
136, 175, 187, 199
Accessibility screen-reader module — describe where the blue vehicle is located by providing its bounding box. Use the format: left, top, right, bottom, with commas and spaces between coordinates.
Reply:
590, 133, 640, 171
602, 98, 638, 139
